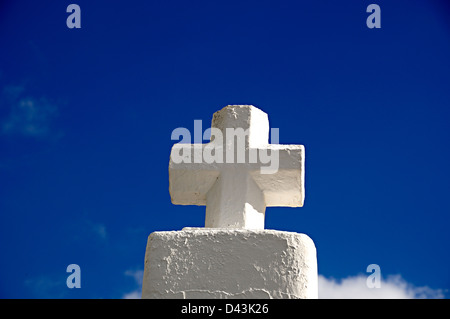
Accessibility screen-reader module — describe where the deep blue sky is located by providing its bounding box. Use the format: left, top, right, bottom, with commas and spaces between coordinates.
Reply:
0, 0, 449, 298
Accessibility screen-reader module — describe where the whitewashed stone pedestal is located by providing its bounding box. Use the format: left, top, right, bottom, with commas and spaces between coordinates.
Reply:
142, 105, 318, 299
142, 228, 317, 299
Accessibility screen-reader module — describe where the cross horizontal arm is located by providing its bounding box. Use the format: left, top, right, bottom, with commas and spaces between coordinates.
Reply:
251, 144, 305, 207
169, 144, 219, 206
169, 143, 304, 208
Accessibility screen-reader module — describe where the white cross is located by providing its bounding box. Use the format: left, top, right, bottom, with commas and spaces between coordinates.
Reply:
169, 105, 305, 229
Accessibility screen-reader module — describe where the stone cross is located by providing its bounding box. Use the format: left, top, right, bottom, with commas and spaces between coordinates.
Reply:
169, 105, 305, 229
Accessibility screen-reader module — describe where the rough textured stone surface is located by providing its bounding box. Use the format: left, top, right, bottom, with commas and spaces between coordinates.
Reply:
142, 228, 318, 299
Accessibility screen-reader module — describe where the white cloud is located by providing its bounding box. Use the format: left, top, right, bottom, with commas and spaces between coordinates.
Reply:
125, 269, 144, 286
122, 269, 144, 299
123, 290, 141, 299
319, 274, 444, 299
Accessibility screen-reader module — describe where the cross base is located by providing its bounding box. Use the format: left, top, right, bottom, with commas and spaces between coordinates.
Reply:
142, 228, 318, 299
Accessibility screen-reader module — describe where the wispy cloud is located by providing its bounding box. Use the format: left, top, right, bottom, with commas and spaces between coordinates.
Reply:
123, 290, 141, 299
1, 85, 59, 138
319, 274, 445, 299
86, 220, 108, 241
68, 218, 108, 247
24, 275, 67, 298
122, 269, 144, 299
